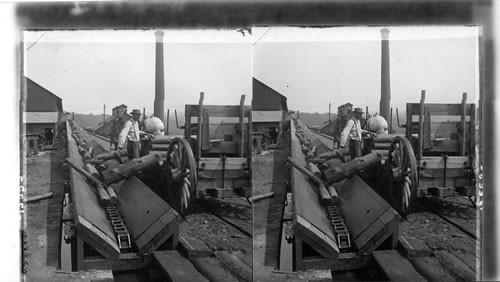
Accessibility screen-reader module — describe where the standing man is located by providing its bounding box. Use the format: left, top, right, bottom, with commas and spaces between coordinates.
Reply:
339, 107, 371, 159
118, 109, 142, 159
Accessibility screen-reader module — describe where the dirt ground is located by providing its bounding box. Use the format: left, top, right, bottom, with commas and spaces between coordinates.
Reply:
24, 136, 113, 281
400, 196, 478, 272
180, 199, 252, 255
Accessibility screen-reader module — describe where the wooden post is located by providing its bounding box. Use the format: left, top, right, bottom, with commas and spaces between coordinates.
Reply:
418, 90, 425, 160
460, 92, 467, 155
166, 109, 170, 135
239, 95, 245, 157
197, 92, 204, 161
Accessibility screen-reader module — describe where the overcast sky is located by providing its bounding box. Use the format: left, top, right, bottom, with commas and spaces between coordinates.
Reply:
253, 26, 480, 114
24, 26, 479, 116
23, 29, 252, 115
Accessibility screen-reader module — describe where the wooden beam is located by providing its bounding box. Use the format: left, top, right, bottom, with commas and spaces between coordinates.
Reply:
199, 157, 249, 171
214, 251, 252, 282
25, 192, 53, 203
434, 250, 476, 282
185, 104, 252, 118
153, 250, 209, 282
407, 103, 473, 116
460, 92, 467, 155
197, 92, 204, 160
373, 250, 426, 282
418, 90, 425, 160
239, 95, 245, 157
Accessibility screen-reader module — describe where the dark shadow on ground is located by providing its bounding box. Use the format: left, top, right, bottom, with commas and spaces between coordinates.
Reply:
46, 137, 68, 268
264, 137, 290, 267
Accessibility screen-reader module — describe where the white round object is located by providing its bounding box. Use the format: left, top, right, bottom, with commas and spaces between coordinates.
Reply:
144, 117, 165, 135
367, 116, 389, 134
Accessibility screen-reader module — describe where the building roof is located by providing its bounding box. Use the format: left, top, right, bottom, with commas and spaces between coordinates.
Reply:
252, 110, 283, 123
24, 112, 59, 123
25, 77, 63, 113
252, 78, 288, 112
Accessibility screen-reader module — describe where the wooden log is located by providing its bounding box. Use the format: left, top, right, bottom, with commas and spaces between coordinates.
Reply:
287, 157, 324, 186
306, 162, 322, 179
287, 157, 330, 205
301, 144, 310, 154
150, 144, 169, 151
327, 185, 339, 204
250, 192, 274, 202
84, 163, 100, 179
102, 153, 162, 185
324, 152, 384, 184
25, 192, 53, 203
106, 186, 118, 205
318, 151, 337, 160
305, 151, 316, 161
95, 184, 112, 206
82, 151, 92, 162
95, 151, 127, 161
325, 158, 344, 169
151, 136, 173, 144
317, 183, 332, 205
86, 159, 104, 165
65, 158, 111, 206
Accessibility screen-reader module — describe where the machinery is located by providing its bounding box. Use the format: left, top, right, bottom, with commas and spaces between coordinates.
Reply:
367, 90, 476, 216
163, 92, 252, 215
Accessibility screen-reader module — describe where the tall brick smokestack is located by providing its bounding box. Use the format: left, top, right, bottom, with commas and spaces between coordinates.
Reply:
380, 28, 391, 121
154, 30, 165, 123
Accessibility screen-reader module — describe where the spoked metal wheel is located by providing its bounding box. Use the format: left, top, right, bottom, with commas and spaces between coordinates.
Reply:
165, 137, 197, 216
388, 136, 418, 216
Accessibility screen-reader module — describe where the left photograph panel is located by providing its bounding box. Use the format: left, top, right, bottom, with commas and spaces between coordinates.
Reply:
21, 29, 253, 281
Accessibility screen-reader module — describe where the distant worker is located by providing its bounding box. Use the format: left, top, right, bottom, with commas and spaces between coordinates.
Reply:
269, 127, 278, 144
110, 114, 128, 150
339, 107, 372, 159
118, 109, 143, 159
45, 129, 54, 145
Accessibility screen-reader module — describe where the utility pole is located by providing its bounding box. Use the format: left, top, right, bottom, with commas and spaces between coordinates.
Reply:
103, 104, 106, 124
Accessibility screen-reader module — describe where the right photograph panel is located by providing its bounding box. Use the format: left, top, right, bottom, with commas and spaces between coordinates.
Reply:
251, 26, 481, 281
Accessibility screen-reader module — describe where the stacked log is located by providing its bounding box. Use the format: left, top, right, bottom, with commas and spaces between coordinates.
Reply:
290, 119, 386, 204
291, 120, 339, 204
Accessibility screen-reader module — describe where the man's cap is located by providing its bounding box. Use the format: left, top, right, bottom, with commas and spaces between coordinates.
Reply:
353, 108, 364, 114
130, 109, 142, 115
